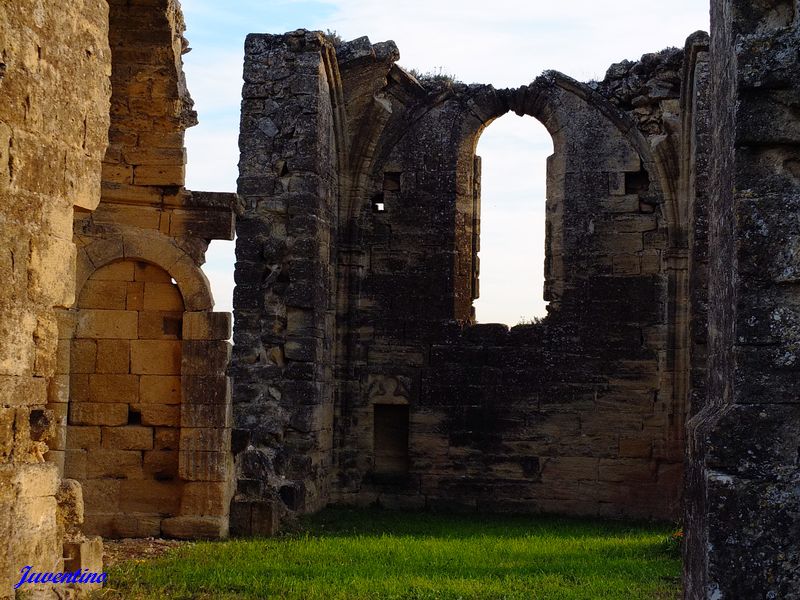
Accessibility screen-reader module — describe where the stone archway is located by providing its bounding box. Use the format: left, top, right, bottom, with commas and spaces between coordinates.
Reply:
67, 258, 185, 537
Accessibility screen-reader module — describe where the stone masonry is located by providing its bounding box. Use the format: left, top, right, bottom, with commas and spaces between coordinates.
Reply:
1, 0, 798, 598
1, 0, 235, 597
231, 4, 800, 596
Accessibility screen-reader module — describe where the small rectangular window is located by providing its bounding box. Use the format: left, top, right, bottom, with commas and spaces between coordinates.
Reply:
373, 404, 409, 474
383, 172, 401, 192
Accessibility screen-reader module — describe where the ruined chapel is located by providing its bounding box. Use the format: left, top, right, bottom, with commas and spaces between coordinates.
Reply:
1, 0, 798, 598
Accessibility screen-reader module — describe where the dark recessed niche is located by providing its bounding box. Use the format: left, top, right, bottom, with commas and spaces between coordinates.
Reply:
625, 169, 650, 194
373, 404, 410, 475
128, 408, 142, 425
383, 171, 401, 192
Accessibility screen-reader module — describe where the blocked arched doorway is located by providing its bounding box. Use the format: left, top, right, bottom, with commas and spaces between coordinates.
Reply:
66, 259, 184, 537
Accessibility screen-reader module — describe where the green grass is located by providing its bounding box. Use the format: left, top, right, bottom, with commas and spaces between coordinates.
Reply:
95, 508, 681, 600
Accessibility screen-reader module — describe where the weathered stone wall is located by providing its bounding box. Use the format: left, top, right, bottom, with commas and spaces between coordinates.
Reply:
0, 0, 111, 597
230, 31, 339, 534
64, 0, 238, 540
232, 33, 690, 522
67, 259, 185, 537
684, 0, 800, 597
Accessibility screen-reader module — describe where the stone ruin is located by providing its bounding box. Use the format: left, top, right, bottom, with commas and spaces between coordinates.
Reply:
1, 0, 798, 598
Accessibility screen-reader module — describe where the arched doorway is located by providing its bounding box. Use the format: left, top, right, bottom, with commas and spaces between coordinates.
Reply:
66, 259, 184, 537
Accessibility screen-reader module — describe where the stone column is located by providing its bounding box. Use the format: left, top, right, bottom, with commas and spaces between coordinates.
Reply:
685, 1, 800, 597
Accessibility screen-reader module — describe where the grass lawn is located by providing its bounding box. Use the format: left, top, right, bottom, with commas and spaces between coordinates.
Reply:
94, 507, 682, 600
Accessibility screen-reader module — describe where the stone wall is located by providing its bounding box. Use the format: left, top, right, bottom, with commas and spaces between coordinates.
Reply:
231, 32, 691, 524
1, 0, 236, 595
684, 0, 800, 597
0, 0, 111, 597
63, 0, 237, 540
231, 31, 339, 533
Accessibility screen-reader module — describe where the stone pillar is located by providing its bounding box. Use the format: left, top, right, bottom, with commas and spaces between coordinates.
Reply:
685, 1, 800, 597
231, 30, 337, 532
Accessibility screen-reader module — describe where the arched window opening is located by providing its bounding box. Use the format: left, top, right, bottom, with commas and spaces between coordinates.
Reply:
472, 114, 553, 325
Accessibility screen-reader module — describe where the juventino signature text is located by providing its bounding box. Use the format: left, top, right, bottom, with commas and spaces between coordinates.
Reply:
15, 566, 108, 588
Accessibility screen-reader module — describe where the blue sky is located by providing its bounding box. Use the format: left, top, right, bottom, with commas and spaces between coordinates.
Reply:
181, 0, 710, 324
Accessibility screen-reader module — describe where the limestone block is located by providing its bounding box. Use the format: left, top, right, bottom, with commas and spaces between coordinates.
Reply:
131, 340, 182, 374
0, 308, 36, 376
134, 261, 172, 283
112, 514, 162, 538
133, 164, 185, 186
46, 404, 68, 451
81, 479, 121, 514
135, 403, 180, 427
540, 457, 599, 482
229, 499, 277, 536
619, 437, 653, 458
612, 254, 642, 275
179, 427, 231, 452
78, 279, 128, 310
182, 312, 232, 340
126, 281, 145, 310
14, 462, 59, 498
123, 147, 187, 166
69, 402, 128, 426
169, 209, 235, 241
102, 426, 153, 450
179, 451, 231, 481
76, 309, 138, 339
82, 513, 116, 537
181, 341, 231, 375
55, 341, 70, 375
0, 409, 14, 460
63, 537, 103, 576
85, 450, 143, 479
89, 374, 139, 403
161, 515, 228, 539
91, 260, 135, 282
29, 234, 76, 308
140, 375, 181, 404
65, 450, 87, 479
91, 204, 162, 230
181, 402, 232, 428
138, 311, 183, 339
33, 314, 59, 377
66, 426, 101, 449
143, 450, 179, 480
71, 340, 97, 373
154, 427, 179, 450
598, 459, 657, 482
182, 375, 230, 404
56, 478, 85, 532
180, 481, 231, 516
96, 339, 131, 374
70, 374, 90, 402
143, 282, 184, 311
119, 479, 181, 514
46, 449, 66, 474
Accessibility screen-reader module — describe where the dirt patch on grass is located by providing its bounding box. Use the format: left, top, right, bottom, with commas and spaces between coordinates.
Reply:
102, 538, 188, 568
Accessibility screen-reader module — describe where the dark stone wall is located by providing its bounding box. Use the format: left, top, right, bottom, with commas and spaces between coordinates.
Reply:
231, 31, 338, 531
232, 32, 690, 523
684, 1, 800, 597
329, 70, 682, 518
